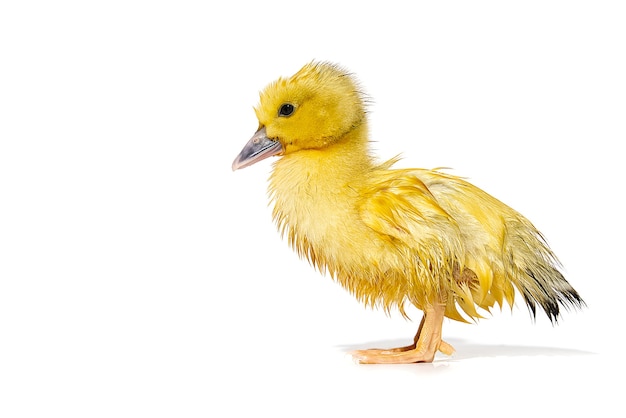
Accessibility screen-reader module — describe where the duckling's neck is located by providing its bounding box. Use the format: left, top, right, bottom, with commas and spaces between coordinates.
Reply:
268, 123, 373, 245
275, 123, 373, 181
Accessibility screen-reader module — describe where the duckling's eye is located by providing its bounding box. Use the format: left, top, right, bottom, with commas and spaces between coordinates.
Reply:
278, 103, 295, 117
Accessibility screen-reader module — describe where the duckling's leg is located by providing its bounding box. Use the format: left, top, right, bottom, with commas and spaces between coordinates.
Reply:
351, 304, 454, 364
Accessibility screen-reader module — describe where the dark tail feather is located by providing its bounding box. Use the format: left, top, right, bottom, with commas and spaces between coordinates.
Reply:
504, 218, 586, 323
521, 267, 586, 323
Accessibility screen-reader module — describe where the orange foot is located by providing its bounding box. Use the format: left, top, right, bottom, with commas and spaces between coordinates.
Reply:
351, 304, 454, 364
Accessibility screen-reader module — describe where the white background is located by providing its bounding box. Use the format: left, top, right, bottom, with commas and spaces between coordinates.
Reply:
1, 1, 624, 417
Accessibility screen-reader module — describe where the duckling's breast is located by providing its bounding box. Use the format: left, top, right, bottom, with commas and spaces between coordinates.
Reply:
269, 152, 416, 309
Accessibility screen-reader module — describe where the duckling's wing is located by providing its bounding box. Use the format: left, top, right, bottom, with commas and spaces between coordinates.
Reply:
360, 169, 462, 247
359, 169, 465, 278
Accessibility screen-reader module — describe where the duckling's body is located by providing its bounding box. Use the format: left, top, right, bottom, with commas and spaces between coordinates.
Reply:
233, 61, 584, 363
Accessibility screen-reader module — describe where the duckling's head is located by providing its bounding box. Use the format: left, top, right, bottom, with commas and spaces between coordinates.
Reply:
232, 61, 367, 170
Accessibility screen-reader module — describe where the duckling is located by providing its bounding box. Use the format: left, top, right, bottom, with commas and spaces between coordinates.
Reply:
232, 61, 584, 364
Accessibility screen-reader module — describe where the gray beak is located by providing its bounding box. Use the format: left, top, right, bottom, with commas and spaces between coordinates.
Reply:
232, 127, 284, 171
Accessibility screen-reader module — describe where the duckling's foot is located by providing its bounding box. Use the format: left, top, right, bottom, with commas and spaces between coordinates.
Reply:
350, 341, 454, 364
350, 305, 453, 364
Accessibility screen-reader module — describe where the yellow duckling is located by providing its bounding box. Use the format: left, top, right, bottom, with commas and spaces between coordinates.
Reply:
232, 61, 584, 364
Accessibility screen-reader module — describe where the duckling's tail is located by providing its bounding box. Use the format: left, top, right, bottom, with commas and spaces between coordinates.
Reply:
505, 218, 586, 323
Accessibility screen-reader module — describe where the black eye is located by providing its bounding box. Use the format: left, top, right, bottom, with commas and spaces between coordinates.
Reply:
278, 103, 295, 117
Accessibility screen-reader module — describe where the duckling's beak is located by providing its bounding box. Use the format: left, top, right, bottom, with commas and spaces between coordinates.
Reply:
232, 127, 284, 171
